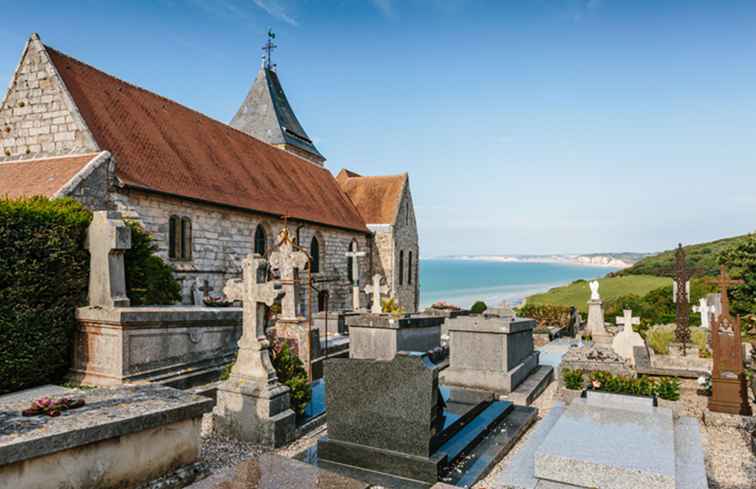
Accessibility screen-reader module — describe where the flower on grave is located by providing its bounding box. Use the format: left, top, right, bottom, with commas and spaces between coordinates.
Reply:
591, 379, 602, 390
22, 396, 86, 417
697, 376, 707, 386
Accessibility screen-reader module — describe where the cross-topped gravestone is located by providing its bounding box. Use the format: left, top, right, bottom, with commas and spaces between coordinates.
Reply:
269, 228, 308, 320
693, 298, 715, 330
192, 277, 213, 306
216, 253, 296, 446
86, 211, 131, 308
345, 248, 367, 310
706, 266, 751, 415
364, 274, 390, 314
612, 309, 644, 365
674, 244, 694, 355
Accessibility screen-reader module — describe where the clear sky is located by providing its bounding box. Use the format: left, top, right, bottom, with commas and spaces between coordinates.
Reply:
1, 1, 754, 257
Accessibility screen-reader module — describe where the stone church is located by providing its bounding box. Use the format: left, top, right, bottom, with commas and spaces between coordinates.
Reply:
0, 33, 420, 312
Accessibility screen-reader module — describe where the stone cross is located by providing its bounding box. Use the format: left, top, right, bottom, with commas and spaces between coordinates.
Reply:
86, 211, 131, 308
364, 274, 390, 314
223, 254, 284, 384
693, 298, 715, 330
589, 280, 600, 301
269, 229, 308, 320
612, 309, 644, 365
345, 248, 367, 310
192, 277, 213, 306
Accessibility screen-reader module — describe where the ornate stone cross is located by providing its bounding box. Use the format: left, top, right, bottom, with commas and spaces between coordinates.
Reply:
269, 228, 308, 320
345, 248, 366, 310
364, 274, 390, 314
693, 298, 715, 330
223, 254, 284, 385
86, 211, 131, 308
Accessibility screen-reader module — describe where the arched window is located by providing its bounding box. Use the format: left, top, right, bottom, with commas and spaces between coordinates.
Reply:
310, 236, 320, 273
181, 217, 192, 260
399, 250, 404, 286
254, 224, 266, 255
408, 251, 413, 285
169, 215, 179, 259
169, 215, 192, 260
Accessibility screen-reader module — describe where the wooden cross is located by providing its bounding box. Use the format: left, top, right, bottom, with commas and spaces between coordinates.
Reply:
706, 266, 744, 320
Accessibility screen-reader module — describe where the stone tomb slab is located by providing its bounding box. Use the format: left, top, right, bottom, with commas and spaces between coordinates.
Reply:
534, 399, 676, 489
0, 385, 213, 489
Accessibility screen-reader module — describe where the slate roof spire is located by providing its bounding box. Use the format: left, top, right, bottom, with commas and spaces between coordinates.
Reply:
230, 32, 325, 166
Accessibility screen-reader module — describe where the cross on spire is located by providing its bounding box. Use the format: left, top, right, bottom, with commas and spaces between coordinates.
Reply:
262, 29, 277, 69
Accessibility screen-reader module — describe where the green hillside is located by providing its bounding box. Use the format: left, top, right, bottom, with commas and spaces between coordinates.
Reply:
526, 275, 672, 314
615, 234, 753, 278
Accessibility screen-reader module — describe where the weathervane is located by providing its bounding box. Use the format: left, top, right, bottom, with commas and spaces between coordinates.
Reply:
262, 28, 277, 69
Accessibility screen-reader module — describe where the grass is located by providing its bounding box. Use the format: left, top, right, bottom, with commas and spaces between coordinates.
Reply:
525, 274, 671, 314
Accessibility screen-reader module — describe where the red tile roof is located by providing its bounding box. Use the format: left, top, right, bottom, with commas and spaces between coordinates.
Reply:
0, 153, 99, 199
336, 170, 407, 225
45, 47, 368, 233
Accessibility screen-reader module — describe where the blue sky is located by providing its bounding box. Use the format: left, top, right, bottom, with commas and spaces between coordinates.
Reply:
1, 1, 754, 257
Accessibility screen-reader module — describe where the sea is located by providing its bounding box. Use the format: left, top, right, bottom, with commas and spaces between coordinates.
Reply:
419, 259, 619, 309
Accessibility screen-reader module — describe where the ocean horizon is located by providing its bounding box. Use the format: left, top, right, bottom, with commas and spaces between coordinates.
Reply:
419, 259, 619, 309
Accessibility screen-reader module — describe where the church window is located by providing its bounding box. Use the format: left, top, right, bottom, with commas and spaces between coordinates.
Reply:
169, 215, 192, 261
399, 250, 404, 286
310, 236, 320, 273
181, 217, 192, 260
347, 240, 356, 284
169, 216, 179, 259
254, 224, 267, 255
408, 251, 413, 285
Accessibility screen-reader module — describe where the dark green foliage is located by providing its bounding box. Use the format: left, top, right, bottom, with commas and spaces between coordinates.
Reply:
124, 221, 181, 306
588, 371, 680, 400
562, 368, 584, 390
271, 340, 311, 417
0, 197, 91, 394
615, 234, 752, 278
518, 303, 573, 328
470, 301, 487, 314
718, 234, 756, 330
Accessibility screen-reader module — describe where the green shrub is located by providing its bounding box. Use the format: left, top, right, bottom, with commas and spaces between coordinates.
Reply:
562, 368, 584, 390
271, 340, 311, 416
518, 303, 573, 328
124, 221, 181, 306
646, 324, 709, 355
656, 377, 681, 401
587, 370, 681, 401
0, 197, 91, 394
470, 301, 487, 314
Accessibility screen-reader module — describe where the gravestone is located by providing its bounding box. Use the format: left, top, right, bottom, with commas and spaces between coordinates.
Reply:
559, 346, 634, 385
192, 277, 213, 306
86, 210, 131, 308
214, 254, 296, 447
348, 314, 443, 360
440, 315, 540, 394
693, 298, 715, 330
269, 229, 308, 321
363, 273, 389, 314
612, 309, 644, 366
707, 266, 752, 416
345, 248, 366, 311
585, 280, 611, 346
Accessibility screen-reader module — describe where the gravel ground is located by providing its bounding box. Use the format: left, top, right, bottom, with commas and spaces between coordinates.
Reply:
476, 379, 756, 489
198, 414, 266, 473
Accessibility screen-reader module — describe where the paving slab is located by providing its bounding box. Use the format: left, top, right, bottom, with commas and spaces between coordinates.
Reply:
673, 417, 708, 489
533, 401, 676, 489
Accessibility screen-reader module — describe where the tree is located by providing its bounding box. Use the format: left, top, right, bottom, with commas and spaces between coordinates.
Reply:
718, 234, 756, 331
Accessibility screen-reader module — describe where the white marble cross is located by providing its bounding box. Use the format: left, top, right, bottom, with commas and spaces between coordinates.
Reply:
269, 230, 308, 320
693, 298, 715, 330
223, 254, 284, 384
86, 211, 131, 308
345, 248, 366, 310
589, 280, 600, 301
616, 309, 640, 333
612, 309, 644, 365
364, 273, 390, 314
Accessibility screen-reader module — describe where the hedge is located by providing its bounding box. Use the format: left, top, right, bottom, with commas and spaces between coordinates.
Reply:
518, 303, 573, 328
0, 197, 91, 394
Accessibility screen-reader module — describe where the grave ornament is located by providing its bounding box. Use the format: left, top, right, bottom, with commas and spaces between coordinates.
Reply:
364, 273, 390, 314
86, 211, 131, 308
612, 309, 644, 366
269, 228, 309, 320
345, 247, 367, 310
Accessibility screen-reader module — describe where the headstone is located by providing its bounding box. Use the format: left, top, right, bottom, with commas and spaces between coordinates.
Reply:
215, 253, 296, 447
440, 315, 540, 394
585, 281, 611, 345
348, 314, 443, 360
191, 277, 213, 306
611, 309, 644, 365
345, 248, 366, 310
363, 273, 390, 314
693, 298, 715, 330
559, 346, 634, 384
707, 266, 752, 416
86, 211, 131, 308
269, 229, 308, 321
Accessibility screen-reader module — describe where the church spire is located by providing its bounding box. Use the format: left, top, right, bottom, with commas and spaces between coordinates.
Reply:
230, 31, 325, 166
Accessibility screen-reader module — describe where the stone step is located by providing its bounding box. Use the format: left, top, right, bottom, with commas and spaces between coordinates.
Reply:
437, 400, 513, 465
507, 365, 554, 406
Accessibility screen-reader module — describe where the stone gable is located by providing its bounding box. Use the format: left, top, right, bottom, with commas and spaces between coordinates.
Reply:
0, 34, 98, 161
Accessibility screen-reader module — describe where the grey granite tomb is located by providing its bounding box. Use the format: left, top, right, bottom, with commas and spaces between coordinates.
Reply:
347, 313, 444, 360
440, 314, 540, 394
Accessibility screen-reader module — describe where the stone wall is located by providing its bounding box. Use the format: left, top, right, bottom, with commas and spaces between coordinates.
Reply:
112, 188, 369, 310
0, 34, 98, 161
58, 152, 114, 210
394, 183, 420, 312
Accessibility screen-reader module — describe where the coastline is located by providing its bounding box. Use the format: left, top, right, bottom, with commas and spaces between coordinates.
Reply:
428, 255, 634, 269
